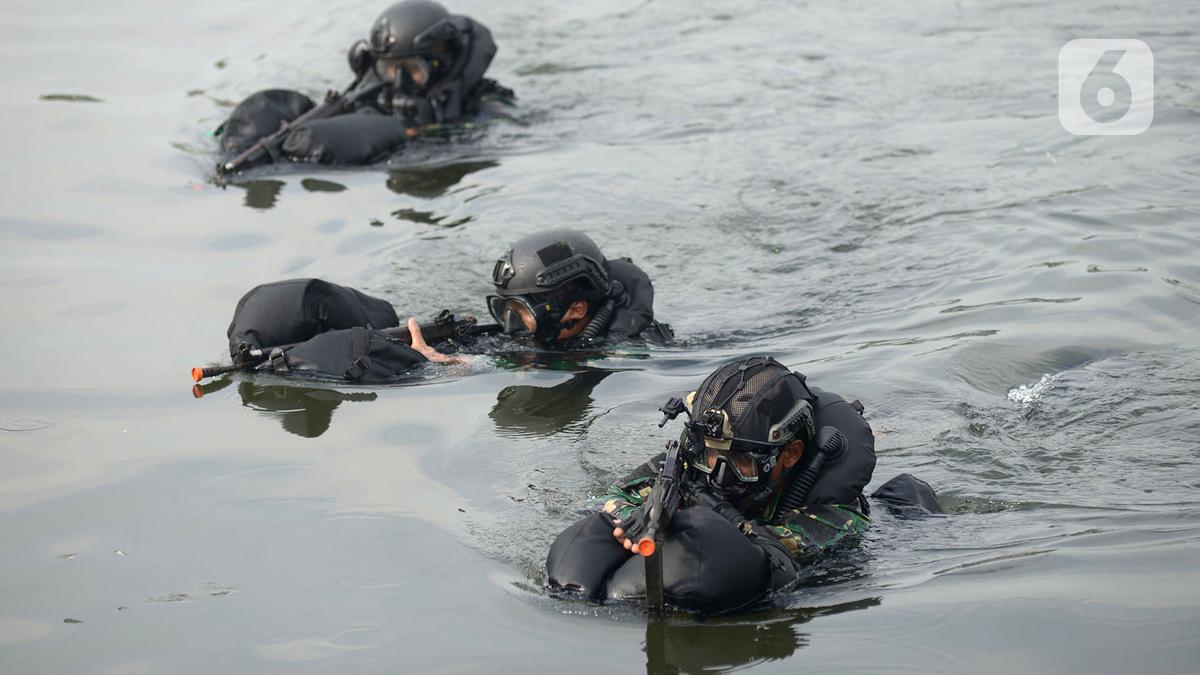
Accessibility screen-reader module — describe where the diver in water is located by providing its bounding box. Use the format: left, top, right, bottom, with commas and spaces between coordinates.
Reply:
545, 355, 941, 613
218, 0, 514, 168
209, 229, 672, 381
407, 228, 674, 362
346, 0, 512, 127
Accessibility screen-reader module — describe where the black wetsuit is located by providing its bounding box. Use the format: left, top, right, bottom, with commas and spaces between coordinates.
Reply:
218, 15, 513, 167
223, 266, 673, 382
589, 257, 674, 346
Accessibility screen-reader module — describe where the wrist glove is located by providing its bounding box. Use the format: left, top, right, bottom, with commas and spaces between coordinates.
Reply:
609, 483, 683, 549
609, 504, 650, 543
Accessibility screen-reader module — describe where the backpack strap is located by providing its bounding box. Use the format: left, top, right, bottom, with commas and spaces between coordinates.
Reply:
343, 327, 373, 381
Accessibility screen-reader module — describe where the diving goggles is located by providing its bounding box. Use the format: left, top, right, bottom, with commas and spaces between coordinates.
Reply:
486, 295, 540, 334
690, 444, 779, 484
374, 56, 433, 89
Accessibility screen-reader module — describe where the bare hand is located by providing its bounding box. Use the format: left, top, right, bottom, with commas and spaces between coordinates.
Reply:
407, 317, 463, 364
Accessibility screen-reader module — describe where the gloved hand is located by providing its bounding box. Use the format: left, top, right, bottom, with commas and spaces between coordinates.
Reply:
608, 463, 685, 554
607, 504, 650, 552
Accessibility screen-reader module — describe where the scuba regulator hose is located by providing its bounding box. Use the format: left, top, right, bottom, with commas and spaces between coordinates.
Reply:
774, 426, 847, 518
575, 298, 615, 342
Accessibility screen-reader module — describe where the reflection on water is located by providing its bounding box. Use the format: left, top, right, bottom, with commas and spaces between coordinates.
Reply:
385, 160, 499, 198
191, 378, 233, 399
643, 598, 880, 674
215, 157, 499, 212
299, 178, 347, 193
237, 382, 377, 438
490, 370, 612, 438
235, 179, 285, 210
39, 93, 104, 103
390, 207, 471, 227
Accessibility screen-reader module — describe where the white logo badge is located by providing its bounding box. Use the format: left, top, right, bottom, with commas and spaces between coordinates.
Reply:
1058, 39, 1154, 136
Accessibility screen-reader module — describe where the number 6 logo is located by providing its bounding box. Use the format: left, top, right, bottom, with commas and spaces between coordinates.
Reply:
1059, 39, 1153, 136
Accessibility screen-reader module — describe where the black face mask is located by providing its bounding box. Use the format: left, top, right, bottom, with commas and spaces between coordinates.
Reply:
701, 468, 777, 512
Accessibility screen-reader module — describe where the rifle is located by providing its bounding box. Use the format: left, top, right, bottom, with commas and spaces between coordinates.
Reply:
628, 396, 695, 613
215, 78, 389, 178
190, 310, 499, 382
636, 437, 685, 614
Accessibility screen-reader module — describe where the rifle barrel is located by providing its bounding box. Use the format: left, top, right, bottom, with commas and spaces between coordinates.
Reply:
192, 364, 241, 382
636, 537, 656, 557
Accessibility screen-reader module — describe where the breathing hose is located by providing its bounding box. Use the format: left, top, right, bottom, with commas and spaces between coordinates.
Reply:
576, 297, 615, 342
774, 426, 846, 518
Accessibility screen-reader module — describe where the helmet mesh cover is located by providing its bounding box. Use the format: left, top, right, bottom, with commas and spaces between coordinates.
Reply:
691, 357, 812, 450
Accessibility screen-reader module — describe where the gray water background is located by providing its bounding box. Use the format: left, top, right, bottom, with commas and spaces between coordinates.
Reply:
1, 0, 1198, 672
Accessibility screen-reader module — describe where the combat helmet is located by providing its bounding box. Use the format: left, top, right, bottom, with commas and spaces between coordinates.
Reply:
487, 229, 612, 343
663, 356, 817, 509
368, 1, 458, 58
349, 1, 462, 91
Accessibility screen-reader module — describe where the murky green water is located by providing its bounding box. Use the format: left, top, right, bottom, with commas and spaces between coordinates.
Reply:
2, 0, 1198, 672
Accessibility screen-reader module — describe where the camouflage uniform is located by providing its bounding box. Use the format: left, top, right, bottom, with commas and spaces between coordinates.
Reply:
598, 454, 870, 562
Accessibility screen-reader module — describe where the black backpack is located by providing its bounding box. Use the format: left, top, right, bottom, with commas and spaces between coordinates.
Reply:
226, 278, 425, 382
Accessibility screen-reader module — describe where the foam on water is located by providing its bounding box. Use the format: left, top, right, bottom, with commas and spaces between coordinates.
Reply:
1006, 373, 1059, 406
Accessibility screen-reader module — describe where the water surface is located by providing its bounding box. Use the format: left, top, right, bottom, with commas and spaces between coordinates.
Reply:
1, 0, 1198, 672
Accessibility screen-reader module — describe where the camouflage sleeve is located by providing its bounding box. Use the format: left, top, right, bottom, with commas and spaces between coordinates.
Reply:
761, 504, 871, 560
596, 454, 664, 521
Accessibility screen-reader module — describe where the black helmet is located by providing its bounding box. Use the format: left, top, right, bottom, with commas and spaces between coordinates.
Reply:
665, 356, 816, 507
368, 1, 459, 59
350, 0, 463, 95
486, 229, 612, 343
